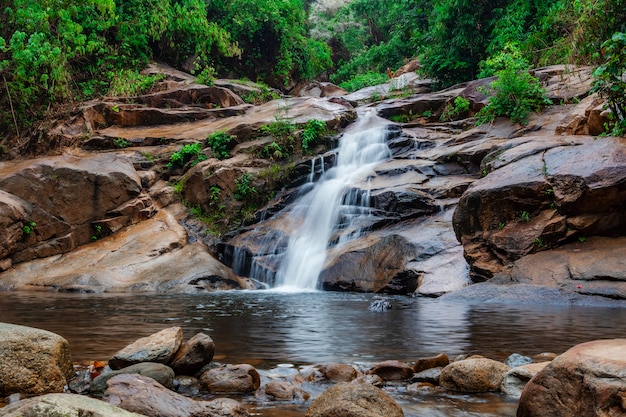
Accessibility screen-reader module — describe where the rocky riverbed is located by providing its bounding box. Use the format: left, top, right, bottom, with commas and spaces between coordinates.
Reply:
1, 323, 625, 417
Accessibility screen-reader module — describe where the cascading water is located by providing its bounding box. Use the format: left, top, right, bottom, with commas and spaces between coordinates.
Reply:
274, 112, 393, 290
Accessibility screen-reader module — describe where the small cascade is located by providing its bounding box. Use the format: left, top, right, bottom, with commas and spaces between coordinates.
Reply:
274, 112, 393, 290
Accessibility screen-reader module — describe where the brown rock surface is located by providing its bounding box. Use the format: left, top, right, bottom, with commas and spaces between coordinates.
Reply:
305, 382, 404, 417
0, 323, 74, 396
108, 327, 183, 370
200, 364, 261, 394
517, 339, 626, 417
168, 332, 215, 375
440, 358, 510, 392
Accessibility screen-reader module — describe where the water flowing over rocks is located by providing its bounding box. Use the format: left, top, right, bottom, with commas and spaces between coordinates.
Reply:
0, 323, 74, 397
517, 339, 626, 417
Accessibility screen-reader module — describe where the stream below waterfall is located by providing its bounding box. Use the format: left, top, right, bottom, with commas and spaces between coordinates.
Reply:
2, 290, 625, 416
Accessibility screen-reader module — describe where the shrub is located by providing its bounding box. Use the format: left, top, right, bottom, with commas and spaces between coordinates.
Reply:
337, 72, 388, 92
475, 47, 551, 126
591, 32, 626, 137
300, 119, 328, 152
440, 96, 471, 121
206, 131, 234, 160
107, 70, 163, 97
234, 172, 256, 200
167, 143, 207, 169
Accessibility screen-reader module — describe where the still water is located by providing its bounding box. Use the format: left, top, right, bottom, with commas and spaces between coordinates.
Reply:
1, 290, 624, 416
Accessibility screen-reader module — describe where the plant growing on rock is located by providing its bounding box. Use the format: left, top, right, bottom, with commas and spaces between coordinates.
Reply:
300, 119, 328, 153
234, 172, 256, 200
22, 221, 36, 235
167, 143, 207, 169
440, 96, 471, 121
475, 45, 552, 126
206, 131, 233, 160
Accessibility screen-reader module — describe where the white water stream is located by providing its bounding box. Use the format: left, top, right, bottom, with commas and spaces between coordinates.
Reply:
274, 112, 392, 290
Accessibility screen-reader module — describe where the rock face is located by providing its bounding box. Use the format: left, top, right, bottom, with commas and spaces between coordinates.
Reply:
104, 374, 249, 417
305, 382, 404, 417
517, 339, 626, 417
0, 323, 74, 396
440, 358, 510, 392
0, 393, 147, 417
0, 153, 147, 270
108, 327, 183, 370
501, 362, 549, 399
453, 136, 626, 284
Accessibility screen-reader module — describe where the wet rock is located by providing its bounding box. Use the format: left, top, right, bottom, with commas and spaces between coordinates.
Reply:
0, 393, 146, 417
440, 358, 510, 392
0, 323, 74, 396
369, 360, 414, 381
168, 333, 215, 375
517, 339, 626, 417
368, 297, 392, 312
291, 81, 347, 98
318, 363, 358, 382
173, 375, 201, 396
109, 327, 183, 370
353, 373, 384, 387
410, 367, 442, 385
500, 361, 549, 399
200, 364, 261, 394
259, 381, 310, 402
91, 362, 175, 397
413, 353, 449, 373
305, 382, 404, 417
406, 382, 438, 393
504, 353, 533, 368
104, 374, 248, 417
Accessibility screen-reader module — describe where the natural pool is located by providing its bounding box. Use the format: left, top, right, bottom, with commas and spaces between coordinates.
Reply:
1, 290, 625, 416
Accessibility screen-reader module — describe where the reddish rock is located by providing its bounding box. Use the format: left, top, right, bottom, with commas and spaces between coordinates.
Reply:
200, 364, 261, 394
440, 358, 510, 392
318, 363, 358, 382
517, 339, 626, 417
369, 360, 414, 381
168, 333, 215, 375
413, 353, 450, 373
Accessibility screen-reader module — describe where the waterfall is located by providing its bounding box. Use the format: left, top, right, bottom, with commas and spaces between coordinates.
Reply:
274, 113, 393, 290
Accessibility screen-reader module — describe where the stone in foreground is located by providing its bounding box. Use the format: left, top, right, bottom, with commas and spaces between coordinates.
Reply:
0, 393, 147, 417
0, 323, 74, 396
108, 327, 183, 370
517, 339, 626, 416
305, 382, 404, 417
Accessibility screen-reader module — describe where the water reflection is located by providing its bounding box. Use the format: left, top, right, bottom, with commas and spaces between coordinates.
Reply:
1, 290, 624, 366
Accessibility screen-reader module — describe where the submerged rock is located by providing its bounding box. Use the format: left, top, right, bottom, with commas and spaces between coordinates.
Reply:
0, 323, 74, 397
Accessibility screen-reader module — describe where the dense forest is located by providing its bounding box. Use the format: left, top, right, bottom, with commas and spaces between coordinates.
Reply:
1, 0, 625, 144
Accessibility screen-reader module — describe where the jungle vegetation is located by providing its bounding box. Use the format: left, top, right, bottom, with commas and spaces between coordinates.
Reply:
1, 0, 625, 138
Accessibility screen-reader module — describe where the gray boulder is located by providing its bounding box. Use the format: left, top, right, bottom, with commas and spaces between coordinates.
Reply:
0, 393, 147, 417
91, 362, 175, 397
200, 364, 261, 394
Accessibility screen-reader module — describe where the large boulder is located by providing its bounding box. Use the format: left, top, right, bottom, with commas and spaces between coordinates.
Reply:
200, 364, 261, 394
0, 153, 147, 268
440, 358, 510, 392
104, 374, 248, 417
0, 393, 147, 417
0, 323, 74, 396
517, 339, 626, 417
453, 135, 626, 282
108, 327, 183, 370
305, 382, 404, 417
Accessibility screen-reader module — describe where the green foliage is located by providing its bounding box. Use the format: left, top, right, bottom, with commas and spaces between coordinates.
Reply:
195, 67, 216, 86
440, 96, 471, 121
240, 83, 280, 105
234, 172, 256, 200
300, 119, 327, 153
475, 47, 552, 126
22, 220, 36, 235
206, 131, 233, 160
167, 143, 207, 169
172, 180, 185, 195
113, 138, 130, 148
591, 32, 626, 137
338, 72, 388, 92
259, 118, 296, 159
107, 70, 163, 97
91, 224, 103, 241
